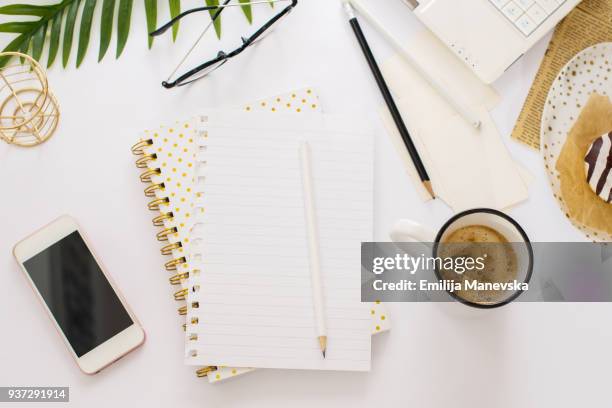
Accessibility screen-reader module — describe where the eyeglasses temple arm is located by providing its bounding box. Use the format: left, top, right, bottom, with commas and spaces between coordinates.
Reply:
248, 0, 297, 43
150, 6, 216, 36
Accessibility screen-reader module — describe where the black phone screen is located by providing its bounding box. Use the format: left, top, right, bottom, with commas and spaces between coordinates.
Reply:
23, 231, 133, 357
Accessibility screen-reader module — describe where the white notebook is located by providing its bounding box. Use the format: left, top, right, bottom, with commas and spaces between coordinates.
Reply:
185, 111, 374, 371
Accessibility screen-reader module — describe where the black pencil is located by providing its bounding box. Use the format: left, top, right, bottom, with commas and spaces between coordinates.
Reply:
342, 0, 435, 199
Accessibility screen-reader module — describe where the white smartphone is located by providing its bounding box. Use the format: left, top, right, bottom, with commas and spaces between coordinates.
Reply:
13, 215, 145, 375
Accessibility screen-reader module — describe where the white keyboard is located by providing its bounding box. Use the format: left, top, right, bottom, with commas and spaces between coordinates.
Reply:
489, 0, 568, 36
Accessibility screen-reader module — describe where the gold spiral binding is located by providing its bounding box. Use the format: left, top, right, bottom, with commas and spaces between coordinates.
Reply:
161, 242, 182, 256
135, 153, 157, 168
148, 197, 169, 211
144, 182, 165, 197
165, 256, 186, 271
140, 168, 161, 183
132, 135, 212, 370
174, 288, 188, 301
152, 212, 173, 227
169, 271, 189, 285
131, 139, 153, 155
157, 227, 177, 241
196, 367, 217, 378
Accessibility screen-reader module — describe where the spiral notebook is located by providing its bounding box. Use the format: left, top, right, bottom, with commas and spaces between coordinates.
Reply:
184, 110, 374, 371
131, 89, 390, 381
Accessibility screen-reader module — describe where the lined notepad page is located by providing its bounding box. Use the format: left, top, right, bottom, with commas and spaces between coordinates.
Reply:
186, 111, 374, 371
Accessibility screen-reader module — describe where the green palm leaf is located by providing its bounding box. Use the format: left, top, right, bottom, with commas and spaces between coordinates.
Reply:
205, 0, 221, 39
62, 0, 81, 67
31, 21, 47, 61
168, 0, 180, 41
0, 0, 275, 69
239, 0, 252, 24
144, 0, 157, 49
98, 0, 115, 61
48, 11, 62, 67
116, 0, 133, 58
0, 22, 36, 33
76, 0, 96, 67
0, 4, 55, 17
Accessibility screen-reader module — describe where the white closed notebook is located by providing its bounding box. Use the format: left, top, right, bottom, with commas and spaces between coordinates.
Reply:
185, 111, 374, 371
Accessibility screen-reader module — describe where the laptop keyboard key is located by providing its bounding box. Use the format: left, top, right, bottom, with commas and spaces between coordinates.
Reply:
502, 1, 523, 21
516, 0, 535, 10
490, 0, 567, 36
516, 13, 537, 35
526, 3, 548, 24
534, 0, 559, 14
490, 0, 510, 8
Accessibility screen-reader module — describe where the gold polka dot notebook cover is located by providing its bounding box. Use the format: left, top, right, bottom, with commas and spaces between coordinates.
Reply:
130, 88, 390, 383
243, 88, 321, 113
130, 90, 320, 327
129, 89, 324, 382
131, 119, 199, 316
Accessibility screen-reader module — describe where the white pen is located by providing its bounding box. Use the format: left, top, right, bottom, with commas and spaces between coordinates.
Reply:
299, 141, 327, 358
346, 0, 482, 129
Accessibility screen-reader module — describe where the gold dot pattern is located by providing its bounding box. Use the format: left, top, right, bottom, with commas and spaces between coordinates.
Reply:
142, 90, 390, 384
141, 118, 214, 383
541, 43, 612, 241
242, 88, 321, 114
139, 117, 200, 313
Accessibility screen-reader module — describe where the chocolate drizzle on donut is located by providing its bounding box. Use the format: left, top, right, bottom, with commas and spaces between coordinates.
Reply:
584, 132, 612, 203
585, 136, 603, 181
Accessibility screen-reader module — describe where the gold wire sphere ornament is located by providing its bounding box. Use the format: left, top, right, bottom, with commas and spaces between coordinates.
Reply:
0, 52, 60, 147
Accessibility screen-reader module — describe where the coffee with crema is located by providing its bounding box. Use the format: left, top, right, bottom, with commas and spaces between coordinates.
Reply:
437, 225, 518, 305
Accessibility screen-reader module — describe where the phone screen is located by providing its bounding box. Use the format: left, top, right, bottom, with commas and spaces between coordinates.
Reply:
23, 230, 133, 357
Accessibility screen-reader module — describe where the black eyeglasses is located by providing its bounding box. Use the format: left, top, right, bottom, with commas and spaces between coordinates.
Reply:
151, 0, 298, 88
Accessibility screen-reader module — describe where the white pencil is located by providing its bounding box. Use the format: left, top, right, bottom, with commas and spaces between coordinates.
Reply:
347, 0, 482, 129
299, 141, 327, 358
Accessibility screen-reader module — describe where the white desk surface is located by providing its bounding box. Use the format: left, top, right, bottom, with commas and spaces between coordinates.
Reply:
1, 1, 610, 407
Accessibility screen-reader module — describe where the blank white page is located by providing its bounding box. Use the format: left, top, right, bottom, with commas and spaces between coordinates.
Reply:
185, 111, 373, 371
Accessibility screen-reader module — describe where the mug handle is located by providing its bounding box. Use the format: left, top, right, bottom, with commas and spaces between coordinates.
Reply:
390, 219, 437, 243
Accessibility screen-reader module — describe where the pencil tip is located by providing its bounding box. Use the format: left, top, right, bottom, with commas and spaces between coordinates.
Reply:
423, 180, 435, 199
318, 336, 327, 358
